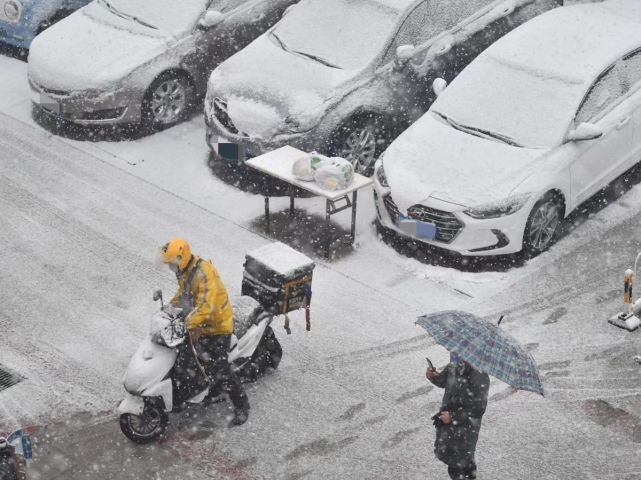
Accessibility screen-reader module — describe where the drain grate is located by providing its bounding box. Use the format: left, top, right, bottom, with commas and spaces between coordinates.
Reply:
0, 365, 24, 392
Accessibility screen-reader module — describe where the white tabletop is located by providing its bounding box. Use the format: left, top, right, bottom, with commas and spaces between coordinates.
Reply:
246, 146, 373, 201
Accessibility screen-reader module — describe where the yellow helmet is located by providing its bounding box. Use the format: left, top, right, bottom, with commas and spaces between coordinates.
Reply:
160, 237, 192, 271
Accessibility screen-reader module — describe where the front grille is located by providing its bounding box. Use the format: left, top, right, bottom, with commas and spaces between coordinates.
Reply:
82, 107, 125, 121
41, 86, 70, 96
407, 205, 463, 243
213, 98, 239, 134
383, 195, 401, 222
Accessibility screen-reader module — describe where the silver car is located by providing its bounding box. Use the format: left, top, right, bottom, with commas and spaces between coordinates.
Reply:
205, 0, 561, 175
27, 0, 299, 129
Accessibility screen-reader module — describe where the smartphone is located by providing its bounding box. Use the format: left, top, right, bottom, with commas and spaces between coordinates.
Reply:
425, 357, 435, 370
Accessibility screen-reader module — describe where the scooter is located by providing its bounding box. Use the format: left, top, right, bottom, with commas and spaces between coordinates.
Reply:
117, 289, 282, 443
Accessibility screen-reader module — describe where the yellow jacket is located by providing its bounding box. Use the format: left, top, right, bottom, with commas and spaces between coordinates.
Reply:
171, 255, 234, 335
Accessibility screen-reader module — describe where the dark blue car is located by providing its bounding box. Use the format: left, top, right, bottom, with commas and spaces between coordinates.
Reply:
0, 0, 91, 49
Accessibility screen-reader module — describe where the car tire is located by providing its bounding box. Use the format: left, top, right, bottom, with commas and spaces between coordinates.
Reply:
141, 72, 194, 131
522, 192, 564, 257
331, 114, 392, 176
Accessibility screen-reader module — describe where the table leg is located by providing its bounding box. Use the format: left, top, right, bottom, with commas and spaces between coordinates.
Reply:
289, 185, 295, 217
264, 197, 270, 234
325, 199, 331, 258
350, 190, 357, 244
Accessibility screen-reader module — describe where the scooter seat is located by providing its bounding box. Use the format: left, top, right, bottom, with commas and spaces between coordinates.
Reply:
232, 296, 264, 338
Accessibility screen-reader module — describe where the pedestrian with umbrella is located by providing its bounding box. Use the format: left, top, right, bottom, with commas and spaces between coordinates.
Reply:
417, 311, 544, 480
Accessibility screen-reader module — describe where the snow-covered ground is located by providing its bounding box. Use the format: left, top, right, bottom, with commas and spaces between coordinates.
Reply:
1, 40, 641, 479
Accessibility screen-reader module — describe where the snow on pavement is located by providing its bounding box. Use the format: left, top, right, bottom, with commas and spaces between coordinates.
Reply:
1, 42, 641, 479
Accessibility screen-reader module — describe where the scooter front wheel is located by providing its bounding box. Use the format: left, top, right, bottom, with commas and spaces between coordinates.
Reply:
119, 400, 168, 444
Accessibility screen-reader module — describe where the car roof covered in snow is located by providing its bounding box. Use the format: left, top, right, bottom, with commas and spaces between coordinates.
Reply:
482, 0, 641, 87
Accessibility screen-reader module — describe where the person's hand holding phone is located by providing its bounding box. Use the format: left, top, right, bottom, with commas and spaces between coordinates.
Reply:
425, 357, 438, 381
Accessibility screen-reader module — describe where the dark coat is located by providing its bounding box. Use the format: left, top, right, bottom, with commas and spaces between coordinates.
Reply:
429, 362, 490, 469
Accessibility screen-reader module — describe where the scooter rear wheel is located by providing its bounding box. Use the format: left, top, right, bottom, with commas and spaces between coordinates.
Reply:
119, 400, 168, 444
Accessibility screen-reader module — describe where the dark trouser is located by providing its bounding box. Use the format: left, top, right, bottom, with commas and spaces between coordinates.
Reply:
198, 334, 248, 412
447, 463, 477, 480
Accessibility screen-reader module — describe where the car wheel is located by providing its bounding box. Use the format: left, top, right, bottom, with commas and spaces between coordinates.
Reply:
523, 193, 563, 257
142, 72, 194, 131
332, 115, 391, 176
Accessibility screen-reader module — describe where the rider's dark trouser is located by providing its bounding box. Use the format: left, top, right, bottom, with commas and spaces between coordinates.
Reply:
198, 334, 249, 412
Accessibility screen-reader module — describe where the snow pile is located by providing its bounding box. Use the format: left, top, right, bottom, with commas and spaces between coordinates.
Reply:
97, 0, 208, 37
246, 242, 314, 277
272, 0, 400, 70
382, 114, 542, 210
28, 3, 169, 91
226, 95, 284, 139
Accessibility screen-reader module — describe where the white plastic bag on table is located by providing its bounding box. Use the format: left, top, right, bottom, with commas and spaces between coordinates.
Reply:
292, 152, 332, 181
313, 157, 354, 191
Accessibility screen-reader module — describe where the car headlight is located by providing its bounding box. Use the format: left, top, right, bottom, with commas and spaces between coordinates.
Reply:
376, 157, 389, 187
464, 193, 531, 219
4, 1, 21, 22
282, 113, 319, 134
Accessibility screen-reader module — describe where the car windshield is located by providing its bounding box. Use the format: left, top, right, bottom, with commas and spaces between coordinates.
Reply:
271, 0, 401, 70
100, 0, 209, 36
431, 54, 588, 147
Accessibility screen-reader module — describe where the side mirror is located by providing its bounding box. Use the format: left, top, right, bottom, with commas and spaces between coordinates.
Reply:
394, 44, 415, 70
199, 10, 224, 29
153, 289, 164, 309
432, 78, 447, 97
566, 122, 603, 142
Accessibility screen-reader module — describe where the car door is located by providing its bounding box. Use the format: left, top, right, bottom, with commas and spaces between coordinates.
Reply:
619, 48, 641, 165
186, 0, 296, 91
187, 0, 252, 85
569, 60, 634, 206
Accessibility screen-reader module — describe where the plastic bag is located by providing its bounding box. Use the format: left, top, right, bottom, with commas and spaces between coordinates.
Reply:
292, 152, 332, 181
313, 157, 354, 191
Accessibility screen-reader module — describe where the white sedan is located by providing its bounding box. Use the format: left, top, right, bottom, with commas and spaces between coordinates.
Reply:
374, 0, 641, 257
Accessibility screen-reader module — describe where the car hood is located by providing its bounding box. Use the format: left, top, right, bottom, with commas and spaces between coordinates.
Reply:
208, 34, 355, 138
385, 114, 547, 211
28, 6, 170, 92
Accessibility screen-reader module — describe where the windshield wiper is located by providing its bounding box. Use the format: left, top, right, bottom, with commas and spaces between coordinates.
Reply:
98, 0, 157, 30
270, 31, 290, 52
130, 15, 157, 30
433, 111, 522, 147
292, 50, 341, 69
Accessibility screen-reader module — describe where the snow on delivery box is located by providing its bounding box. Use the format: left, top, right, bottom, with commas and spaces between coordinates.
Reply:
242, 242, 315, 334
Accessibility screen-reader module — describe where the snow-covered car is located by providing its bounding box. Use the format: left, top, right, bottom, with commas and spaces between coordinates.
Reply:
0, 0, 90, 50
374, 0, 641, 257
204, 0, 561, 175
27, 0, 299, 129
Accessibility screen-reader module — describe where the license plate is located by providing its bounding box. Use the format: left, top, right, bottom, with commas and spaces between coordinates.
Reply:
397, 218, 437, 240
218, 142, 241, 160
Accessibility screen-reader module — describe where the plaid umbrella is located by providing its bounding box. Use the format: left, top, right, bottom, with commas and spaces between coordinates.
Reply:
416, 310, 544, 396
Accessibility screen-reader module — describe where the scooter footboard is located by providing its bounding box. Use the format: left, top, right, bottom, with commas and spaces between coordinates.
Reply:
229, 320, 269, 364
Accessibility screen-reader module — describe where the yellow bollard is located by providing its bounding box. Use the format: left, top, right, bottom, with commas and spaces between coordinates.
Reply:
624, 268, 634, 313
